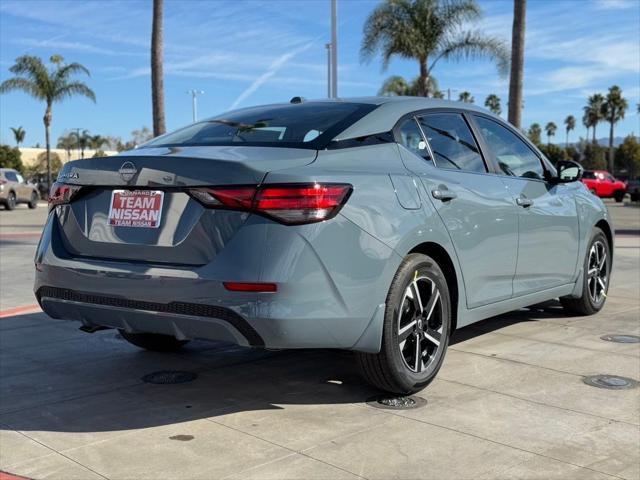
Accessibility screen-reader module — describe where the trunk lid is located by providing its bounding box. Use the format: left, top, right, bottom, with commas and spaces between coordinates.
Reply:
55, 146, 316, 265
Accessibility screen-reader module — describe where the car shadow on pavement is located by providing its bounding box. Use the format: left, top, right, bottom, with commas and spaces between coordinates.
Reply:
450, 300, 565, 345
0, 302, 569, 435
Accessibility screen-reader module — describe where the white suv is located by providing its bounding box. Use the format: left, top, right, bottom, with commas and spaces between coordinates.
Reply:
0, 168, 39, 210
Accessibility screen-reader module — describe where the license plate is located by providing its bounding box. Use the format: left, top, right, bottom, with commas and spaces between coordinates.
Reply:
108, 190, 164, 228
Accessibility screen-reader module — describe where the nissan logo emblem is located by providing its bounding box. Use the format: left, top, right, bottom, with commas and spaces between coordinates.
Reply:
118, 161, 137, 182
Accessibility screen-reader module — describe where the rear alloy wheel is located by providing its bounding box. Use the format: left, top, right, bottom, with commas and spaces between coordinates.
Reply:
357, 253, 451, 394
560, 228, 609, 315
119, 330, 189, 352
28, 192, 38, 209
5, 192, 16, 210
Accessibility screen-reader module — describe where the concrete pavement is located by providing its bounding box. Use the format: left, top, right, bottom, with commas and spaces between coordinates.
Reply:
0, 201, 638, 479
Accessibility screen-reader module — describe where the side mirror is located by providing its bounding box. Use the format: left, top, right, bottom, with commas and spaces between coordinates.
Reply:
555, 160, 583, 183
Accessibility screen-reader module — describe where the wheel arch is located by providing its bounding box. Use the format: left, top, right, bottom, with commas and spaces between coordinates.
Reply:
408, 242, 459, 333
595, 218, 614, 266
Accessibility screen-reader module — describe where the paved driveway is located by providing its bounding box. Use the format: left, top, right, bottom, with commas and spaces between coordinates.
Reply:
0, 202, 638, 479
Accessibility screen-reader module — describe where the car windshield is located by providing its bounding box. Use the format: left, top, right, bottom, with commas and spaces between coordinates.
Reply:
143, 102, 376, 150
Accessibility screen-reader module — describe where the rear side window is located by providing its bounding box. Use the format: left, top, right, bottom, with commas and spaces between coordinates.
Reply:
582, 171, 596, 179
398, 118, 430, 161
473, 116, 545, 180
417, 114, 486, 173
143, 102, 376, 150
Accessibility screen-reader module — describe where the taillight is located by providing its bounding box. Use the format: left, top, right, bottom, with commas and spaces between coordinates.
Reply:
49, 182, 82, 210
188, 183, 352, 225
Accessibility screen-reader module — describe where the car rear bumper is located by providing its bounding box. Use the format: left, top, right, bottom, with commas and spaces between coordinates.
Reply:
34, 210, 400, 352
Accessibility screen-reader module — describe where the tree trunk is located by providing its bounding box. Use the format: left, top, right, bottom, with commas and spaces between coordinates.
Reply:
508, 0, 526, 128
608, 119, 614, 172
43, 104, 52, 191
151, 0, 166, 137
566, 130, 568, 147
419, 58, 428, 97
592, 124, 597, 144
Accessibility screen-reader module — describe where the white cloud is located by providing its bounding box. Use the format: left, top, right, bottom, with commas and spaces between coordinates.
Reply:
229, 42, 314, 109
594, 0, 639, 9
13, 38, 145, 57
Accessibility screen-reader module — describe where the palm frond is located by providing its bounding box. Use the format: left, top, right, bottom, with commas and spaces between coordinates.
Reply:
55, 82, 96, 103
0, 78, 45, 99
439, 0, 481, 30
55, 62, 91, 82
361, 0, 425, 69
432, 29, 509, 76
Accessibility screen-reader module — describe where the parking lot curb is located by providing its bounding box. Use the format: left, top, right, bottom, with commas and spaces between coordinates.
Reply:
0, 304, 41, 318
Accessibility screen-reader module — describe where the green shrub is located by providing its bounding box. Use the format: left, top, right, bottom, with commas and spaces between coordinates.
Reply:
539, 143, 568, 165
0, 144, 24, 172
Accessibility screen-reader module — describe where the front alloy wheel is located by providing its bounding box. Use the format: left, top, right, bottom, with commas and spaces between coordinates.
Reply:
561, 227, 610, 316
357, 253, 451, 394
586, 240, 608, 307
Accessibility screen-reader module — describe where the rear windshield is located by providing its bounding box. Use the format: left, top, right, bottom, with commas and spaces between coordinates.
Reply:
142, 102, 376, 150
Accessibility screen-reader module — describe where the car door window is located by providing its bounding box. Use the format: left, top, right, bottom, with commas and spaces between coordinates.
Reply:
4, 171, 18, 182
417, 114, 486, 173
398, 118, 430, 162
473, 116, 545, 180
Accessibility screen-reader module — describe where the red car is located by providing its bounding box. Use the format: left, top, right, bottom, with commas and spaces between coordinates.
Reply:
581, 170, 627, 202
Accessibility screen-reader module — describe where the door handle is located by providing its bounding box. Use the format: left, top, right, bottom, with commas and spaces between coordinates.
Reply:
432, 189, 457, 201
516, 197, 533, 208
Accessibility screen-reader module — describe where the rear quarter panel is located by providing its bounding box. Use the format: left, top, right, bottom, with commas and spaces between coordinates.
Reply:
263, 143, 465, 332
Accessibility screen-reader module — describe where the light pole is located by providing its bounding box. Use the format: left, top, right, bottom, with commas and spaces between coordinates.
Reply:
330, 0, 337, 98
187, 90, 204, 123
325, 43, 332, 98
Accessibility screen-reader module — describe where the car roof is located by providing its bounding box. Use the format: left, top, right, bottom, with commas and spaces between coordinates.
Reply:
326, 96, 493, 141
203, 96, 498, 144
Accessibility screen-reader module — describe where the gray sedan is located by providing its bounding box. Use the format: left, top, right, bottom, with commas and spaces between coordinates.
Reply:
35, 97, 612, 394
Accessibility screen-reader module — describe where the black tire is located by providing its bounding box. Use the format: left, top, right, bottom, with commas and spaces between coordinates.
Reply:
5, 192, 16, 211
28, 192, 38, 209
119, 330, 189, 352
356, 253, 451, 394
560, 227, 610, 316
614, 191, 625, 203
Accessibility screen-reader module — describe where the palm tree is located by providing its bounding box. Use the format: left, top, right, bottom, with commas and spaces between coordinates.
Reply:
10, 126, 25, 147
484, 94, 501, 115
379, 74, 441, 96
151, 0, 166, 136
508, 0, 526, 128
584, 93, 605, 144
545, 122, 557, 144
0, 55, 95, 187
601, 85, 628, 172
582, 112, 592, 141
56, 133, 76, 161
458, 91, 474, 103
89, 134, 108, 152
527, 123, 541, 145
361, 0, 509, 97
564, 115, 575, 146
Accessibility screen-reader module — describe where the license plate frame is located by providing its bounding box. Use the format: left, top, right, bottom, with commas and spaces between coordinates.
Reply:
107, 190, 164, 228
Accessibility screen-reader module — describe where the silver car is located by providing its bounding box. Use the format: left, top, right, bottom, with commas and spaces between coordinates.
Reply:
35, 97, 613, 394
0, 168, 39, 210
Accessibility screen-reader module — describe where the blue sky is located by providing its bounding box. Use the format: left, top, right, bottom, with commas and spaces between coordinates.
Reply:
1, 0, 639, 147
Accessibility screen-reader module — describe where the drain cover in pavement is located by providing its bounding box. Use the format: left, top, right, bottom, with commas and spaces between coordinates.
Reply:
583, 375, 638, 390
366, 395, 427, 410
142, 371, 197, 385
600, 334, 640, 344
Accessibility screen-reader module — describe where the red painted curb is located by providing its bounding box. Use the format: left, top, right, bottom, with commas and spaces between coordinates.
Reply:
0, 471, 32, 480
0, 304, 41, 318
